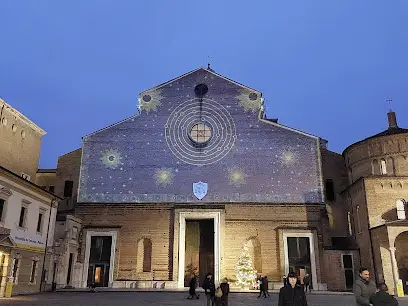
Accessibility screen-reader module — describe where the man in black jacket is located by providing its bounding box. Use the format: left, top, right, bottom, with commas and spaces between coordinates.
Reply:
278, 272, 308, 306
370, 283, 398, 306
202, 273, 215, 306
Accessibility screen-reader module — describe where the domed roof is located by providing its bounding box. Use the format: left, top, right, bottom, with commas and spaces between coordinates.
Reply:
343, 111, 408, 154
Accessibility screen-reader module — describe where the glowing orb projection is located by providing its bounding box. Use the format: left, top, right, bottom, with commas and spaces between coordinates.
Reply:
139, 89, 164, 113
281, 151, 296, 165
165, 98, 237, 166
100, 149, 122, 169
237, 89, 263, 113
154, 168, 174, 187
227, 167, 247, 186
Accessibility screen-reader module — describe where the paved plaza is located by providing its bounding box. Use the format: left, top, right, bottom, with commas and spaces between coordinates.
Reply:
0, 292, 407, 306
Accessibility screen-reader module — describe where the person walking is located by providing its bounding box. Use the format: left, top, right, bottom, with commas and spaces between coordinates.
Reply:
187, 273, 199, 300
262, 275, 270, 298
257, 275, 265, 298
278, 272, 308, 306
303, 274, 311, 293
353, 267, 377, 306
220, 278, 230, 306
370, 283, 398, 306
202, 273, 215, 306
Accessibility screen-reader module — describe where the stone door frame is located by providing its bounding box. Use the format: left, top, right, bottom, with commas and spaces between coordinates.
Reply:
283, 232, 318, 290
82, 230, 117, 288
176, 211, 221, 288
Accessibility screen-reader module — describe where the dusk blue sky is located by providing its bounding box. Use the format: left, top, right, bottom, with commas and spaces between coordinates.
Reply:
1, 1, 407, 168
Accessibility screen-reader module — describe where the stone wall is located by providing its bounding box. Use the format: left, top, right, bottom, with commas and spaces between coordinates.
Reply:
0, 99, 44, 181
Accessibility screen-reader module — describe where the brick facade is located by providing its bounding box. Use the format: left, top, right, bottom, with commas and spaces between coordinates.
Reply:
0, 98, 45, 181
74, 203, 327, 289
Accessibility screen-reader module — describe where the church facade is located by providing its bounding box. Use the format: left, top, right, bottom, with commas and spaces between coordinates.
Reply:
49, 67, 359, 291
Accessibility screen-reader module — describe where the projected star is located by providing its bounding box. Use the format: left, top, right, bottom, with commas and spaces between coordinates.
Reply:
100, 149, 122, 169
228, 167, 247, 186
281, 151, 296, 165
139, 89, 164, 113
154, 168, 174, 187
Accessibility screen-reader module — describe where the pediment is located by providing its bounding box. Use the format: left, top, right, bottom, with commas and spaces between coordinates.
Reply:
0, 234, 16, 247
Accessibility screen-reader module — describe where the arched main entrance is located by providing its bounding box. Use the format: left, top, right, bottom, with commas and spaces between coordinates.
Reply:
395, 231, 408, 295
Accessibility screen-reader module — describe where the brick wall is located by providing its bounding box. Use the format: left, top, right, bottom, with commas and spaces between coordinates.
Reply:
365, 177, 408, 228
0, 100, 44, 180
322, 250, 359, 291
321, 149, 349, 238
344, 134, 408, 184
35, 172, 57, 192
55, 148, 81, 210
75, 203, 328, 287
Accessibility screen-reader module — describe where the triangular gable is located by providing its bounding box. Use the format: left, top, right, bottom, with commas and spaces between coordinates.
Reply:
0, 234, 16, 247
140, 67, 262, 95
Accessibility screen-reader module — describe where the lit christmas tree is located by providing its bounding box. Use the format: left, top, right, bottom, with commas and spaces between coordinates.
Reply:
235, 244, 258, 288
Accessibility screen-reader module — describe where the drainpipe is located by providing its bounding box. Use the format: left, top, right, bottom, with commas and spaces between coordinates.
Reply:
369, 229, 378, 284
40, 199, 55, 292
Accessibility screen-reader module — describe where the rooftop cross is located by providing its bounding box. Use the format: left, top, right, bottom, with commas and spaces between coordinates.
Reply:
386, 97, 393, 111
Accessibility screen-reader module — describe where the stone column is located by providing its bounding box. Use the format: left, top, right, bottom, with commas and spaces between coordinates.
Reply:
389, 247, 399, 295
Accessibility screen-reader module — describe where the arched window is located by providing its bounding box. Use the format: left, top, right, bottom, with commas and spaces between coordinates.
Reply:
396, 199, 406, 220
380, 159, 387, 175
137, 238, 152, 273
386, 157, 394, 175
143, 239, 152, 272
246, 237, 262, 273
372, 159, 380, 175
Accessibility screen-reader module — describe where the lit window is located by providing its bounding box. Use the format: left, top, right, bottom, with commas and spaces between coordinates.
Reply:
380, 159, 387, 175
396, 199, 406, 220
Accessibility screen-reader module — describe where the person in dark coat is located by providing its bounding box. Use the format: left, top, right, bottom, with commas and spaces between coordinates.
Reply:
278, 272, 308, 306
370, 283, 398, 306
257, 275, 265, 298
262, 275, 270, 297
353, 267, 377, 306
303, 274, 311, 293
187, 273, 199, 300
220, 278, 230, 306
202, 273, 215, 306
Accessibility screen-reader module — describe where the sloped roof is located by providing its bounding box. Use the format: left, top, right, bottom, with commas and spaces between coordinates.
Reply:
140, 67, 261, 95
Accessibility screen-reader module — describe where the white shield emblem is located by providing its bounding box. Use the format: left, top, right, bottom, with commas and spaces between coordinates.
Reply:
193, 181, 208, 200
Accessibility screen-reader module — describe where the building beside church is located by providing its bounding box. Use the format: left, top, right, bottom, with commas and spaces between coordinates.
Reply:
0, 98, 59, 297
341, 110, 408, 296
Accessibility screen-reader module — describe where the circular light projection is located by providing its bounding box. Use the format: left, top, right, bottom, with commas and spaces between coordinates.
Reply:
21, 130, 26, 139
12, 124, 17, 132
165, 98, 236, 166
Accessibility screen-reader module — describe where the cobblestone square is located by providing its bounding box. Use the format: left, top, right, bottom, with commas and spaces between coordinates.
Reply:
0, 292, 407, 306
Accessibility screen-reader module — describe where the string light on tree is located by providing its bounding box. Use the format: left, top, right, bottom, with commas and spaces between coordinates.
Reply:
235, 243, 258, 288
